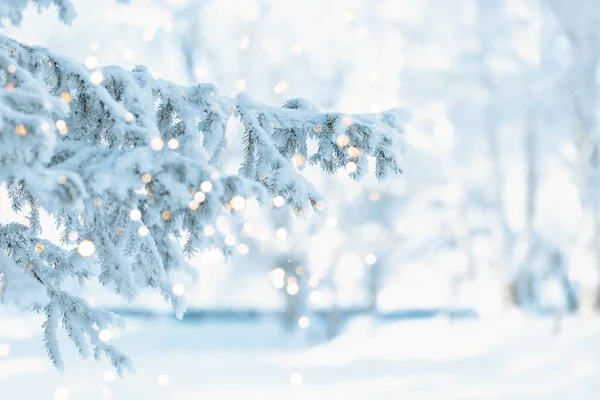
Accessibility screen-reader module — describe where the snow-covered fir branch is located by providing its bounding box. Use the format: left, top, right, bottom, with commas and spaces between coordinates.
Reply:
0, 0, 75, 26
0, 0, 133, 27
0, 15, 408, 373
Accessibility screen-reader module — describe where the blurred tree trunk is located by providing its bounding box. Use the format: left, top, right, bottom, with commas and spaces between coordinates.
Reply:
475, 0, 515, 310
366, 257, 382, 315
282, 295, 300, 332
512, 110, 539, 308
574, 111, 600, 312
562, 3, 600, 312
551, 250, 578, 313
544, 0, 600, 313
483, 106, 515, 309
173, 0, 230, 87
280, 255, 305, 332
458, 195, 477, 282
326, 282, 341, 340
323, 251, 342, 340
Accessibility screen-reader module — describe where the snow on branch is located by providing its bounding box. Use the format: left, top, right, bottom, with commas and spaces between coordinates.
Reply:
0, 0, 131, 27
0, 0, 77, 26
0, 33, 409, 373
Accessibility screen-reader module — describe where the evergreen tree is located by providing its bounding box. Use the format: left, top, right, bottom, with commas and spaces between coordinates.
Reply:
0, 0, 408, 373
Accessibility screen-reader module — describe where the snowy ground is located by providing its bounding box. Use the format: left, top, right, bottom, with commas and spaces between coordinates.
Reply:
1, 312, 599, 399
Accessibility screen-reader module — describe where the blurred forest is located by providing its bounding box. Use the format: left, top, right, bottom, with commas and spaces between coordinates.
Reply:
3, 0, 599, 337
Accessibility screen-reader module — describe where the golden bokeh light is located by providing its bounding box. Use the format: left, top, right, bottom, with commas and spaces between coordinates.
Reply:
150, 137, 164, 151
336, 134, 350, 147
347, 146, 361, 158
60, 92, 72, 104
15, 125, 27, 136
346, 161, 358, 173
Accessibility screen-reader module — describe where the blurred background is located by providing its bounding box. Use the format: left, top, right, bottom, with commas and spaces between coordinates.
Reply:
2, 0, 600, 398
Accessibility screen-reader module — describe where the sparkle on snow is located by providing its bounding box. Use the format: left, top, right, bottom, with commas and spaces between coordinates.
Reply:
298, 316, 310, 328
341, 115, 354, 126
194, 191, 206, 203
130, 209, 142, 221
230, 196, 246, 211
78, 240, 96, 257
238, 35, 250, 50
54, 387, 70, 400
102, 370, 115, 383
90, 70, 104, 85
286, 282, 299, 295
275, 227, 288, 239
204, 225, 215, 236
98, 329, 112, 342
237, 243, 249, 255
0, 343, 10, 357
85, 56, 99, 69
273, 195, 286, 207
309, 290, 323, 304
326, 216, 338, 228
271, 268, 285, 280
172, 283, 185, 296
168, 138, 179, 149
273, 81, 289, 94
369, 192, 381, 202
200, 181, 213, 193
290, 373, 303, 386
365, 253, 377, 265
157, 375, 170, 387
